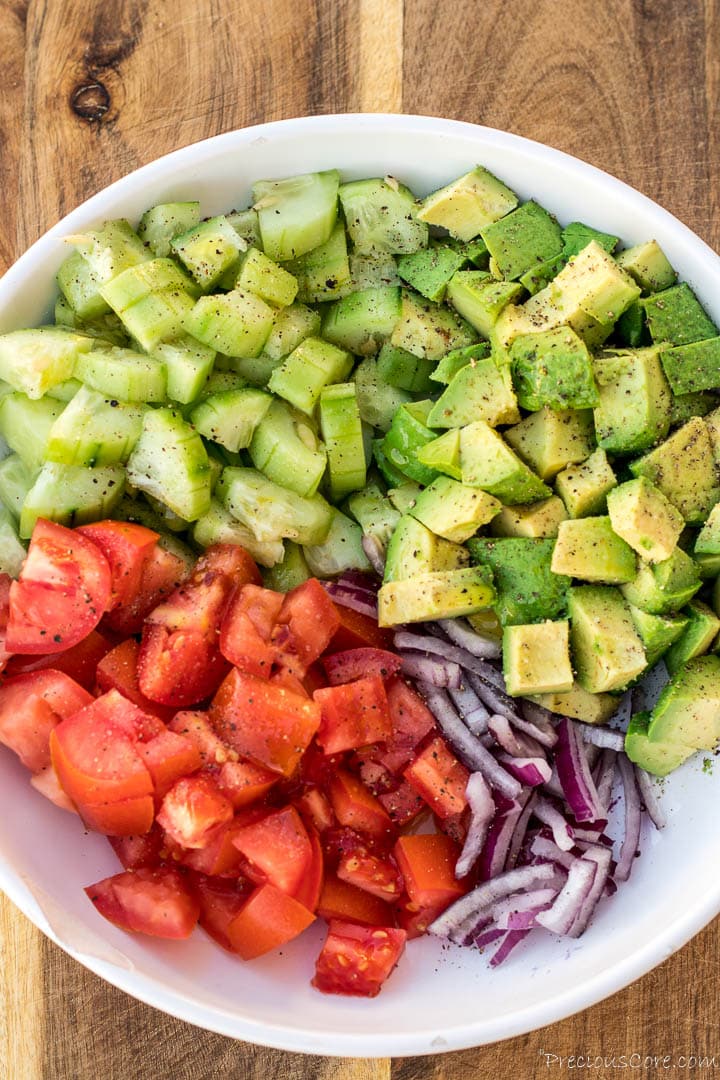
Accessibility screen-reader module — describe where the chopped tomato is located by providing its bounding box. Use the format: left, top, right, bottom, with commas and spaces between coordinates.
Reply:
403, 735, 469, 820
4, 629, 112, 692
85, 867, 200, 939
326, 769, 394, 839
377, 677, 436, 774
294, 822, 324, 913
214, 757, 277, 808
314, 675, 392, 755
193, 875, 251, 951
210, 668, 321, 777
168, 710, 228, 766
377, 780, 427, 827
0, 670, 93, 772
157, 774, 233, 849
0, 573, 12, 672
327, 603, 391, 652
393, 834, 466, 910
79, 794, 155, 836
225, 883, 315, 960
108, 826, 165, 870
219, 584, 282, 676
269, 669, 309, 697
137, 625, 230, 708
271, 578, 340, 675
6, 519, 112, 654
337, 848, 404, 902
103, 543, 189, 636
322, 648, 403, 686
395, 896, 448, 939
294, 787, 335, 832
231, 805, 313, 898
179, 817, 250, 877
96, 638, 175, 722
192, 543, 261, 587
317, 874, 395, 927
137, 730, 203, 799
77, 520, 159, 610
312, 921, 406, 997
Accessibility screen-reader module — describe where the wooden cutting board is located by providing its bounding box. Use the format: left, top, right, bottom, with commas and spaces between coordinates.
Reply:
1, 1, 719, 1076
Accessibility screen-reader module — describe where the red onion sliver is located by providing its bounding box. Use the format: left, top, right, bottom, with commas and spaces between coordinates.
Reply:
448, 684, 490, 735
568, 845, 613, 938
322, 584, 378, 618
492, 888, 559, 930
455, 771, 494, 878
594, 748, 617, 814
529, 833, 576, 870
616, 753, 643, 880
635, 764, 667, 830
555, 716, 606, 823
400, 652, 462, 688
498, 753, 552, 788
335, 570, 381, 594
489, 928, 531, 967
519, 700, 559, 744
473, 927, 506, 949
533, 795, 575, 851
434, 618, 502, 659
464, 671, 520, 724
535, 856, 597, 936
582, 725, 626, 752
542, 764, 565, 800
506, 792, 537, 869
428, 863, 560, 940
479, 791, 531, 879
488, 714, 546, 758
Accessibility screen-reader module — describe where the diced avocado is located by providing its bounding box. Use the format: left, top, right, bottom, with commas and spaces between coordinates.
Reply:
664, 600, 720, 675
446, 274, 523, 337
396, 244, 467, 302
670, 390, 717, 426
697, 552, 720, 579
628, 605, 689, 668
518, 254, 565, 295
629, 416, 720, 524
641, 283, 717, 346
192, 498, 284, 568
268, 336, 353, 415
261, 541, 310, 590
390, 290, 477, 361
378, 565, 495, 627
339, 177, 427, 255
249, 398, 327, 498
551, 517, 637, 584
479, 201, 563, 282
285, 222, 351, 303
615, 300, 646, 348
620, 546, 701, 615
561, 222, 619, 259
217, 467, 333, 546
509, 326, 599, 411
426, 354, 519, 428
568, 585, 647, 693
381, 401, 440, 486
625, 711, 695, 777
387, 481, 422, 516
409, 476, 501, 543
460, 421, 552, 504
384, 514, 467, 583
303, 508, 371, 578
504, 407, 595, 482
555, 448, 616, 518
415, 167, 518, 241
606, 477, 685, 563
376, 343, 435, 394
647, 655, 720, 750
468, 536, 569, 626
704, 405, 720, 463
661, 336, 720, 395
529, 683, 620, 724
495, 284, 612, 353
253, 170, 340, 262
695, 501, 720, 555
503, 620, 574, 696
490, 495, 567, 538
415, 429, 462, 480
346, 481, 401, 549
616, 240, 677, 294
0, 328, 94, 400
550, 241, 641, 324
322, 287, 401, 356
593, 347, 672, 454
430, 342, 490, 385
354, 357, 412, 433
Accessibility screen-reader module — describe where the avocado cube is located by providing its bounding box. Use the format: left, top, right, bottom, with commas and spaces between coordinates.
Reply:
695, 501, 720, 555
416, 166, 519, 241
555, 448, 617, 518
376, 343, 436, 394
518, 254, 565, 295
503, 620, 574, 696
551, 517, 637, 584
268, 337, 353, 415
629, 416, 720, 524
468, 536, 569, 626
409, 476, 501, 543
504, 407, 595, 482
387, 481, 423, 516
660, 336, 720, 395
620, 546, 701, 615
648, 655, 720, 749
569, 585, 647, 693
446, 274, 524, 337
552, 241, 640, 323
670, 390, 717, 426
616, 240, 677, 294
664, 600, 720, 675
625, 711, 695, 777
499, 282, 613, 352
390, 290, 477, 361
615, 300, 646, 348
378, 565, 495, 626
628, 605, 689, 668
697, 552, 720, 579
396, 244, 467, 302
479, 201, 563, 282
641, 283, 717, 345
415, 429, 462, 480
430, 342, 490, 385
460, 420, 552, 504
561, 222, 619, 259
426, 355, 520, 429
529, 683, 620, 724
490, 495, 568, 539
510, 326, 599, 411
606, 477, 685, 563
593, 347, 672, 454
383, 514, 467, 583
704, 405, 720, 462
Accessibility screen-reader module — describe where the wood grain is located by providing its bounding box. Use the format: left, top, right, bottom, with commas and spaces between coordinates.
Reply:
1, 0, 719, 1076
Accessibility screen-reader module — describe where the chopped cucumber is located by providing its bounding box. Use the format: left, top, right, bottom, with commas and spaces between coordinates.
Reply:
217, 467, 333, 545
126, 408, 211, 521
253, 170, 340, 262
20, 462, 125, 537
45, 385, 144, 466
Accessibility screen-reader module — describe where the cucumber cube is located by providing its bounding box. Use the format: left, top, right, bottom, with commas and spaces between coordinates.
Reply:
253, 170, 340, 262
304, 508, 371, 577
153, 336, 215, 404
138, 202, 201, 258
171, 216, 243, 289
185, 290, 275, 358
318, 382, 366, 501
217, 467, 333, 545
354, 357, 412, 433
20, 462, 125, 538
100, 258, 200, 313
192, 499, 284, 568
0, 454, 35, 518
268, 337, 353, 415
57, 251, 111, 320
0, 393, 64, 470
45, 385, 144, 466
262, 303, 321, 363
118, 289, 197, 352
249, 398, 327, 498
322, 287, 401, 356
191, 388, 272, 452
286, 221, 351, 303
126, 408, 211, 521
0, 328, 94, 399
68, 220, 150, 284
237, 248, 298, 308
0, 505, 26, 576
339, 178, 428, 256
75, 347, 167, 403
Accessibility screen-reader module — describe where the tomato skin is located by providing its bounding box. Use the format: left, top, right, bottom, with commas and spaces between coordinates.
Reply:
210, 668, 321, 777
0, 670, 93, 772
6, 520, 112, 654
30, 765, 79, 814
393, 834, 466, 911
137, 625, 230, 708
168, 710, 228, 766
4, 629, 112, 692
314, 675, 392, 756
96, 638, 176, 722
403, 735, 470, 820
193, 875, 251, 951
85, 867, 200, 939
219, 584, 283, 676
79, 794, 155, 836
326, 769, 394, 839
137, 730, 203, 800
312, 921, 406, 998
337, 848, 404, 902
326, 604, 392, 653
294, 822, 324, 913
103, 544, 189, 636
77, 521, 159, 610
232, 805, 314, 899
157, 775, 234, 849
226, 883, 315, 960
271, 578, 340, 675
377, 677, 436, 774
322, 648, 403, 686
192, 543, 262, 588
317, 874, 396, 927
214, 758, 277, 809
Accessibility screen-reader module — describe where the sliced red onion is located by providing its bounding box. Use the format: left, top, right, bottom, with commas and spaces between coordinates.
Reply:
635, 764, 666, 830
506, 792, 537, 869
464, 671, 522, 725
554, 716, 606, 823
395, 631, 506, 691
492, 888, 560, 930
335, 569, 381, 594
489, 928, 531, 967
488, 714, 546, 759
361, 534, 385, 577
479, 791, 531, 879
594, 748, 617, 814
323, 583, 378, 618
399, 651, 462, 688
542, 764, 565, 800
434, 618, 502, 659
584, 742, 602, 773
529, 833, 576, 870
428, 862, 560, 940
535, 856, 597, 936
448, 684, 490, 735
616, 753, 642, 881
417, 684, 521, 798
567, 845, 613, 938
473, 927, 506, 949
582, 724, 626, 752
572, 827, 613, 847
532, 795, 575, 851
455, 771, 494, 878
498, 753, 552, 788
508, 711, 558, 750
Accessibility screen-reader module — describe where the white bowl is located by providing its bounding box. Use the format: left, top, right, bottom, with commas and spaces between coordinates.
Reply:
1, 114, 719, 1056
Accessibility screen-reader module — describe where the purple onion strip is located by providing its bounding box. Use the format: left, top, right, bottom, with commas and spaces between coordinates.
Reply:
434, 618, 502, 659
480, 791, 531, 879
322, 584, 378, 618
635, 764, 667, 830
582, 725, 626, 752
568, 845, 613, 938
455, 771, 495, 878
535, 856, 598, 936
616, 753, 643, 881
399, 652, 462, 688
533, 795, 575, 852
489, 928, 531, 967
491, 888, 560, 930
394, 630, 505, 688
473, 927, 506, 949
448, 684, 490, 735
464, 671, 521, 725
428, 862, 560, 940
555, 716, 607, 824
506, 792, 537, 870
498, 753, 552, 788
529, 833, 576, 870
542, 764, 565, 800
594, 749, 617, 815
488, 714, 546, 759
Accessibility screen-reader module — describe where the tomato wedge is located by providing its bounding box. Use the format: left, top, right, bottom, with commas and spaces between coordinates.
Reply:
85, 867, 200, 939
77, 520, 159, 610
6, 519, 112, 654
225, 883, 315, 960
5, 629, 112, 692
312, 921, 406, 997
231, 805, 313, 899
156, 775, 234, 849
403, 735, 470, 819
271, 578, 340, 675
314, 675, 392, 755
0, 670, 93, 772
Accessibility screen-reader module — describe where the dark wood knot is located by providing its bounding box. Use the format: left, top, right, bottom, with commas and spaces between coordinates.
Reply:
70, 81, 110, 122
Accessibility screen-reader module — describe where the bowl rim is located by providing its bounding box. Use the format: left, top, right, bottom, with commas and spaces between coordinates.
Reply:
1, 111, 719, 1056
